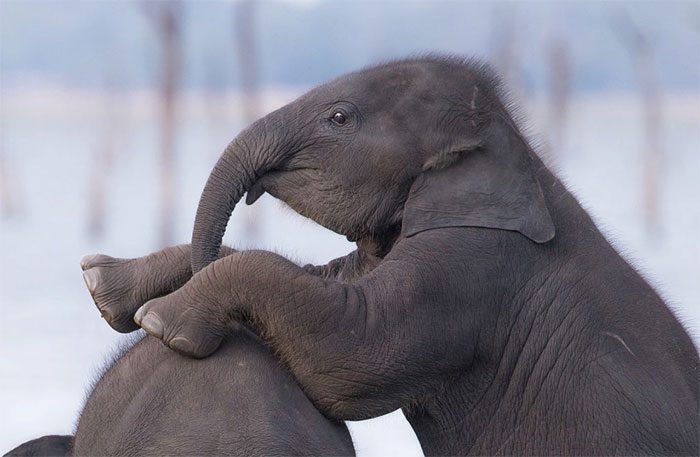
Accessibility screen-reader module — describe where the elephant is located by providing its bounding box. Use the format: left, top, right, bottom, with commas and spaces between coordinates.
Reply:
4, 436, 71, 457
88, 55, 696, 455
5, 248, 355, 457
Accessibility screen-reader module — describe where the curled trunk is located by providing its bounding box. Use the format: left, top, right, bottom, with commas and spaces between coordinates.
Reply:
191, 112, 287, 273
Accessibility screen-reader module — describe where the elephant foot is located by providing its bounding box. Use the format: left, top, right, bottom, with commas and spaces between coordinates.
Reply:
81, 254, 145, 333
134, 286, 225, 359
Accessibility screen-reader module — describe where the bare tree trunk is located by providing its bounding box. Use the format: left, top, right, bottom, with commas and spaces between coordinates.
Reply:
202, 54, 228, 142
159, 11, 180, 247
546, 37, 572, 161
87, 53, 127, 240
233, 0, 261, 126
143, 1, 183, 247
614, 16, 664, 241
490, 7, 525, 102
233, 0, 262, 244
639, 57, 662, 241
86, 92, 119, 239
0, 131, 20, 219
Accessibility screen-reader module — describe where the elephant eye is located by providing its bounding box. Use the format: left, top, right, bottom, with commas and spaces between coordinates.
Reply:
331, 111, 347, 126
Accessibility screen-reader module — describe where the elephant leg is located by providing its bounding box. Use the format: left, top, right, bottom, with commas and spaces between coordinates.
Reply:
81, 245, 235, 333
133, 248, 476, 420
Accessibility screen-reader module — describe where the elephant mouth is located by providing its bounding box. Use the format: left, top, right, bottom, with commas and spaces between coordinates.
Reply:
245, 179, 267, 205
245, 167, 400, 258
244, 165, 315, 206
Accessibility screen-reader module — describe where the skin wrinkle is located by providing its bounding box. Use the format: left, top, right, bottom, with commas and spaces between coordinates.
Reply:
290, 285, 337, 342
463, 259, 583, 450
492, 272, 549, 367
526, 367, 573, 449
492, 302, 588, 455
525, 309, 583, 408
548, 332, 589, 399
557, 344, 619, 430
596, 365, 664, 449
515, 304, 575, 411
416, 365, 491, 450
503, 262, 597, 398
259, 112, 287, 168
496, 298, 545, 421
227, 139, 255, 180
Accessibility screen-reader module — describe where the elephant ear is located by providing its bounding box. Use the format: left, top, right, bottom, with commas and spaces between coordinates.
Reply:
401, 117, 555, 243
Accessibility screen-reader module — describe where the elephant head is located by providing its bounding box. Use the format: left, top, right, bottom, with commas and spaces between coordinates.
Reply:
191, 56, 555, 272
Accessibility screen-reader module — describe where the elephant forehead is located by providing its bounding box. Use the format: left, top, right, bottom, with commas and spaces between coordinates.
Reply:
310, 62, 431, 104
360, 69, 437, 107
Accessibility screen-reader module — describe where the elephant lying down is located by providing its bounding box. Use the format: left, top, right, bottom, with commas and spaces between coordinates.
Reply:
5, 247, 354, 457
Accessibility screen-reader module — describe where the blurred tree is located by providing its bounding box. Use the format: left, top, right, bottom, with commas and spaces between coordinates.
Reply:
202, 47, 230, 149
86, 91, 118, 240
86, 53, 127, 240
233, 0, 262, 244
142, 0, 183, 247
0, 130, 21, 219
614, 15, 665, 241
546, 37, 572, 160
234, 0, 261, 128
490, 6, 526, 102
686, 1, 700, 34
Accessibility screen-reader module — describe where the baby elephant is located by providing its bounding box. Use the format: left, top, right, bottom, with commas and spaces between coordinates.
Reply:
126, 55, 695, 455
6, 246, 354, 457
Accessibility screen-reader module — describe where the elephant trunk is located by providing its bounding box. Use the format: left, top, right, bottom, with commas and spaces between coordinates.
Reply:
191, 111, 287, 273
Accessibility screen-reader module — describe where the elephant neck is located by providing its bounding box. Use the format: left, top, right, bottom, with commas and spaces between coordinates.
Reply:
399, 159, 610, 455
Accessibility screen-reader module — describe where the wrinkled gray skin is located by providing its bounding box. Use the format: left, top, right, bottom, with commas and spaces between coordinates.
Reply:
92, 56, 696, 455
6, 248, 354, 457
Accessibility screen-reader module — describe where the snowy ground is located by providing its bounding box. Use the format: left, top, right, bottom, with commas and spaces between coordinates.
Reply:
1, 89, 698, 455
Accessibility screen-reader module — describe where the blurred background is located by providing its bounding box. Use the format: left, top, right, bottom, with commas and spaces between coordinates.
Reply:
1, 0, 698, 455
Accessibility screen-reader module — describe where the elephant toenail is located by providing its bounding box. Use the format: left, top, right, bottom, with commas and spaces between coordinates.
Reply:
82, 269, 99, 294
134, 305, 146, 324
170, 337, 194, 355
80, 254, 100, 271
140, 314, 164, 339
98, 307, 113, 323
